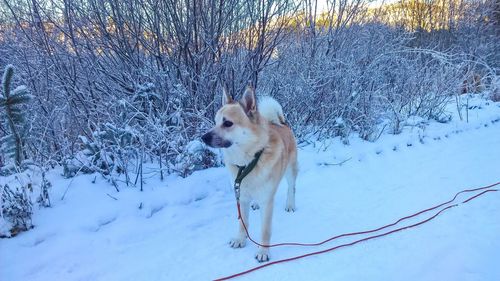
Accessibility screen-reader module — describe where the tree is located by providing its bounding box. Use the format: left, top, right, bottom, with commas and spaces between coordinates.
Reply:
0, 64, 32, 169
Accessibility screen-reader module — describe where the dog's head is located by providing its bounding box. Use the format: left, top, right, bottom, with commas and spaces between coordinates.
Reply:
202, 86, 261, 149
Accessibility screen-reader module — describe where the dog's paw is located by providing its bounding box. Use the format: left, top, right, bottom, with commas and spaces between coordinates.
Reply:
285, 204, 296, 212
251, 203, 260, 210
255, 249, 270, 263
229, 237, 246, 248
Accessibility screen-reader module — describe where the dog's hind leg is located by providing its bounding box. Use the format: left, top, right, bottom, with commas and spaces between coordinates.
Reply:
229, 199, 250, 248
285, 160, 298, 212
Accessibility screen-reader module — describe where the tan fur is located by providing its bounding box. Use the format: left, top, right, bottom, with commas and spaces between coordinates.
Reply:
202, 86, 298, 262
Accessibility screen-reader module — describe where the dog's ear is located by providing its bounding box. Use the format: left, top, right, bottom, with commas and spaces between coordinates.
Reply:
240, 86, 256, 115
222, 86, 233, 105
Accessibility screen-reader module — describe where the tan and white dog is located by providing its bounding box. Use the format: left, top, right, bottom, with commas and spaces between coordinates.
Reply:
201, 86, 298, 262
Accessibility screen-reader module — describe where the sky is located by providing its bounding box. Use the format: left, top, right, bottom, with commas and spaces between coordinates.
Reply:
315, 0, 398, 12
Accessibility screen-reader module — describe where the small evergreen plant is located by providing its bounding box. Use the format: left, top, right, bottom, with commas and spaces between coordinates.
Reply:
0, 64, 32, 170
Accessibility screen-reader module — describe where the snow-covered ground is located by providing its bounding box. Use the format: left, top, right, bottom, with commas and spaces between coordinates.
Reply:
1, 96, 500, 281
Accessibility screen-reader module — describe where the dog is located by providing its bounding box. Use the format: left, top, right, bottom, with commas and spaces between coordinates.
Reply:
201, 86, 298, 262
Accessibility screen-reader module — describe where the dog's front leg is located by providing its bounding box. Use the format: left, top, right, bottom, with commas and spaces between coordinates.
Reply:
255, 198, 273, 262
229, 199, 250, 248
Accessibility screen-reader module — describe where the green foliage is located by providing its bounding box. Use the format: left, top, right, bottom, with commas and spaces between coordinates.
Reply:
0, 64, 32, 169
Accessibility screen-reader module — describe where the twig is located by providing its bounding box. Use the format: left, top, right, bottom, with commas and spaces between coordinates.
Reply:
374, 124, 388, 142
106, 193, 118, 201
61, 164, 87, 200
318, 157, 352, 167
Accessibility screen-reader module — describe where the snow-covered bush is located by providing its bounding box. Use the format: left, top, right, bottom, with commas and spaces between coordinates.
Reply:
63, 123, 138, 179
260, 24, 461, 141
173, 140, 221, 178
62, 152, 95, 178
36, 172, 51, 208
0, 0, 496, 181
1, 183, 33, 237
490, 76, 500, 102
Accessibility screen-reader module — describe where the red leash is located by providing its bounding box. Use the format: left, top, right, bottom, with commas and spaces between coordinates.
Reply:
237, 181, 500, 248
214, 181, 500, 281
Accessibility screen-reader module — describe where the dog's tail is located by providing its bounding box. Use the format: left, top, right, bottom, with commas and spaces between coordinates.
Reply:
258, 96, 286, 126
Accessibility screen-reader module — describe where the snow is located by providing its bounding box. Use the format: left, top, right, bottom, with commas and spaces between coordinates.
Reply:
1, 96, 500, 281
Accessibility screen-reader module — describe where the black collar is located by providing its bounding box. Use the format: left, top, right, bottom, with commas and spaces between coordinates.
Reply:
233, 149, 264, 200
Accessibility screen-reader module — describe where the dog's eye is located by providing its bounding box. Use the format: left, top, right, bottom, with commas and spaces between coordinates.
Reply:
222, 120, 233, 128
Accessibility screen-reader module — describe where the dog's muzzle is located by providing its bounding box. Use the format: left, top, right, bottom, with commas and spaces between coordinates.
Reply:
201, 131, 232, 148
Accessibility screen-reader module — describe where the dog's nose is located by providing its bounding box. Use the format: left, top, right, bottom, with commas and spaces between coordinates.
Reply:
201, 132, 212, 145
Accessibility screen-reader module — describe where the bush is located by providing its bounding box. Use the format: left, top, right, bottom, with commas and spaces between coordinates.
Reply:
1, 183, 33, 237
